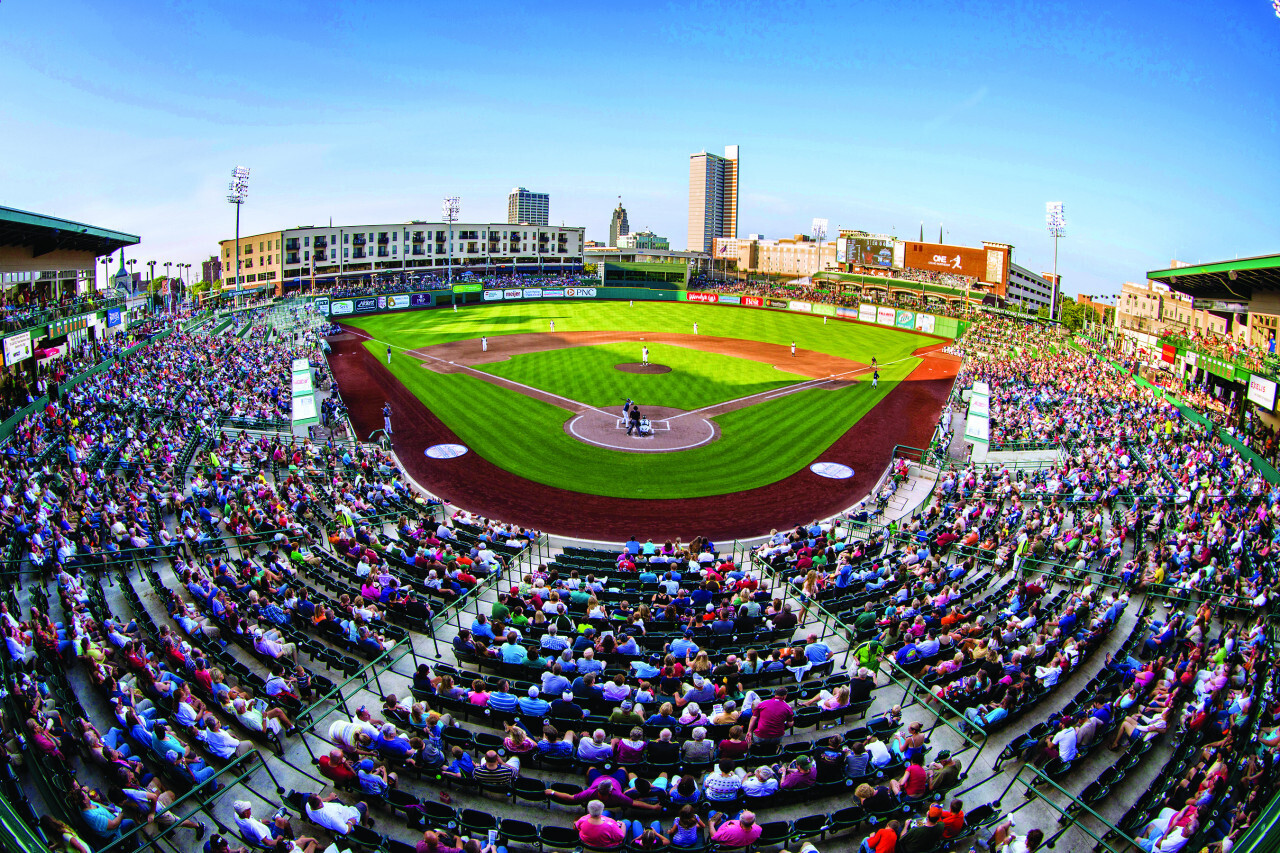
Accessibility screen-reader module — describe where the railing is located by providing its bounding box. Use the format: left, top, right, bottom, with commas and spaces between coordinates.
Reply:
0, 294, 124, 334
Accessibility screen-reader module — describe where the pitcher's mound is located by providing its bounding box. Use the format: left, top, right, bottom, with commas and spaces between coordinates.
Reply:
615, 363, 671, 374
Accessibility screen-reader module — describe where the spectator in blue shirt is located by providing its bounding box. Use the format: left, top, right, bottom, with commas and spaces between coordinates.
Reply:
803, 634, 833, 665
487, 680, 519, 713
499, 632, 528, 664
669, 633, 699, 659
519, 686, 550, 716
577, 648, 605, 676
540, 626, 569, 653
471, 614, 496, 642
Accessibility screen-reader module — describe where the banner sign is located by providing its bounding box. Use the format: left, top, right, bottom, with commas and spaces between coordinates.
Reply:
292, 358, 310, 374
106, 308, 122, 328
452, 284, 482, 293
742, 296, 763, 307
687, 292, 718, 303
767, 299, 788, 309
543, 288, 565, 297
788, 300, 812, 313
353, 297, 378, 313
1192, 298, 1249, 312
718, 294, 741, 305
3, 331, 31, 365
1248, 375, 1278, 410
522, 288, 543, 299
858, 305, 877, 323
812, 303, 836, 317
1161, 344, 1177, 364
837, 306, 859, 319
903, 241, 988, 279
410, 293, 433, 307
503, 288, 523, 299
377, 295, 387, 310
915, 313, 936, 334
876, 306, 896, 326
483, 290, 503, 301
895, 310, 916, 329
387, 294, 411, 309
49, 316, 88, 337
291, 371, 314, 397
565, 287, 597, 298
315, 297, 330, 314
836, 241, 847, 264
330, 300, 353, 315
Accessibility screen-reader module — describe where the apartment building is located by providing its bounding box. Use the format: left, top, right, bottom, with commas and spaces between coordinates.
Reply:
688, 145, 739, 253
507, 188, 549, 226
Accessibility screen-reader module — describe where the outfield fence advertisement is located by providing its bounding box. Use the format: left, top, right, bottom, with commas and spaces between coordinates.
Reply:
858, 305, 877, 323
895, 310, 916, 329
915, 313, 936, 334
3, 332, 32, 365
788, 300, 811, 312
330, 300, 353, 315
410, 293, 433, 307
877, 306, 896, 326
686, 292, 718, 303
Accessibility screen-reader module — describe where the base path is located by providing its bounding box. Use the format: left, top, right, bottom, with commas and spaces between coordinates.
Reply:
327, 327, 959, 541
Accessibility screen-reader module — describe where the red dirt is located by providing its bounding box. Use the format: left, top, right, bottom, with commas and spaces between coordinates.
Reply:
327, 329, 959, 542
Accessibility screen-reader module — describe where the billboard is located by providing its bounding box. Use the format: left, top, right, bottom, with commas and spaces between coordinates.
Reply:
565, 287, 596, 298
353, 297, 378, 313
106, 308, 122, 328
387, 294, 411, 309
903, 241, 988, 279
483, 290, 503, 301
858, 304, 877, 323
686, 292, 718, 303
543, 288, 565, 297
895, 310, 916, 329
788, 300, 812, 312
330, 300, 353, 315
314, 297, 330, 314
766, 299, 788, 309
915, 313, 936, 334
522, 288, 543, 299
836, 241, 847, 264
837, 306, 859, 319
1249, 375, 1278, 410
718, 294, 741, 305
847, 236, 895, 268
742, 296, 764, 307
3, 331, 31, 365
410, 293, 433, 307
876, 306, 896, 326
503, 288, 523, 299
452, 283, 483, 293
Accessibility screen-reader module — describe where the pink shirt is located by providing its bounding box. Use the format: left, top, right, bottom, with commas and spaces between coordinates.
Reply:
575, 815, 625, 847
712, 821, 762, 847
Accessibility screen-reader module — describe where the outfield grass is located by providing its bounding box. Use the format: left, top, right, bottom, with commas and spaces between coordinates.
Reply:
479, 342, 808, 409
344, 302, 936, 498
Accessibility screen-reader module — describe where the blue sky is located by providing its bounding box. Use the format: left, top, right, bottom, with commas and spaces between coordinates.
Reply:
1, 0, 1276, 296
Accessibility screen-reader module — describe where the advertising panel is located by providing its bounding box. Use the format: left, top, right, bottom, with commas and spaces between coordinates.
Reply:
686, 292, 718, 303
876, 306, 896, 326
895, 310, 916, 329
718, 295, 741, 305
903, 241, 987, 279
565, 287, 597, 298
542, 288, 565, 297
106, 308, 122, 328
387, 295, 411, 309
1161, 344, 1177, 364
766, 299, 788, 309
915, 313, 936, 334
452, 283, 483, 293
410, 293, 433, 307
812, 303, 835, 317
503, 288, 523, 299
858, 305, 877, 323
837, 306, 859, 319
3, 331, 31, 365
314, 297, 330, 314
522, 288, 543, 299
893, 241, 906, 269
985, 247, 1007, 286
742, 296, 764, 307
353, 297, 378, 313
836, 240, 847, 264
848, 236, 895, 268
291, 372, 313, 397
788, 300, 812, 313
377, 295, 387, 310
1248, 375, 1278, 410
483, 290, 503, 301
330, 300, 353, 315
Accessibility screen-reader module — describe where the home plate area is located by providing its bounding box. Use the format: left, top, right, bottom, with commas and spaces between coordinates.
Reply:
565, 405, 720, 453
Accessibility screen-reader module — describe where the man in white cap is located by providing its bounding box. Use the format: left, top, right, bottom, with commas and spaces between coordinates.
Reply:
519, 685, 550, 716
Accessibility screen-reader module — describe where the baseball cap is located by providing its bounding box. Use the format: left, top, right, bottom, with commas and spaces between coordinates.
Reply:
359, 759, 375, 771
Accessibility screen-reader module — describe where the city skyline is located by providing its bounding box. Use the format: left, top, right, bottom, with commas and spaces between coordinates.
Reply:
0, 0, 1276, 297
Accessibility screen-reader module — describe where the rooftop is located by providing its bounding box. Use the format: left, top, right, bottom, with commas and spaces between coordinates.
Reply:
0, 205, 140, 256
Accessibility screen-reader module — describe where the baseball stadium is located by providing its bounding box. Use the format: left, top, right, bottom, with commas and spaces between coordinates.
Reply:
0, 205, 1277, 853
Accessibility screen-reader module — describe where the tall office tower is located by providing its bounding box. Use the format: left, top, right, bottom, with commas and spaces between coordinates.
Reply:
608, 199, 630, 247
687, 145, 739, 253
507, 187, 550, 225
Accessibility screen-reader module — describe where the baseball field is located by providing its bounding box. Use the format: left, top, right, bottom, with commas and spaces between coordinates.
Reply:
327, 300, 960, 539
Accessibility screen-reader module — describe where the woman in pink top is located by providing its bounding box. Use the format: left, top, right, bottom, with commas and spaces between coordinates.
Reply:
575, 801, 626, 848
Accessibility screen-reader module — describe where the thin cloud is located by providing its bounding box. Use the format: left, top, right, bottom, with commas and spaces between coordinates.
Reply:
923, 86, 990, 132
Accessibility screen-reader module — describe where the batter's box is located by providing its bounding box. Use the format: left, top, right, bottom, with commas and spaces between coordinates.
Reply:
613, 419, 671, 432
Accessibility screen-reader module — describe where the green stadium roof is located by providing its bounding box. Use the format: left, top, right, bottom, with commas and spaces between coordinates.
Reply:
0, 205, 140, 257
1148, 254, 1280, 300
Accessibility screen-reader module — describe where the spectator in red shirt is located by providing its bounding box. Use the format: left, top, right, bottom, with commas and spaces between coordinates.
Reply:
939, 799, 966, 839
891, 760, 929, 799
747, 687, 794, 743
319, 750, 358, 787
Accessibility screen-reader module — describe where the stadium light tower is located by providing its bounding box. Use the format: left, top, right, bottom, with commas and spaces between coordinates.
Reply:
1046, 202, 1066, 321
442, 196, 460, 284
228, 167, 250, 298
811, 218, 828, 278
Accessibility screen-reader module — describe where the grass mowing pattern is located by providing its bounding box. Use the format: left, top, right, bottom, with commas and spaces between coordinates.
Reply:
345, 302, 933, 498
479, 342, 808, 410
